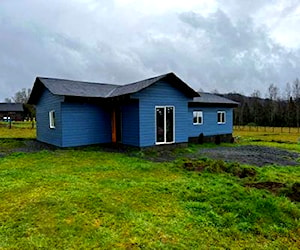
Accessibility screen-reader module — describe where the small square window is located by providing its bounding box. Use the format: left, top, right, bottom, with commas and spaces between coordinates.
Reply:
49, 110, 55, 129
193, 111, 203, 125
217, 111, 226, 124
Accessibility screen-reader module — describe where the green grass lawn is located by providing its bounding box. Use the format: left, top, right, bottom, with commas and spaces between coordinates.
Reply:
0, 148, 299, 249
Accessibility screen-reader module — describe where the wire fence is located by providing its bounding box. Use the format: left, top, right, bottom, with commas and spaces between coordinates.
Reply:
0, 121, 35, 129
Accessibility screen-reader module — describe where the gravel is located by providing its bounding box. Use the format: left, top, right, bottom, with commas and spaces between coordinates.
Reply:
199, 145, 300, 166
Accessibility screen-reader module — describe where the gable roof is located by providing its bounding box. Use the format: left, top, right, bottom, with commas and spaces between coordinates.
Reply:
0, 103, 24, 112
191, 92, 239, 107
28, 72, 199, 104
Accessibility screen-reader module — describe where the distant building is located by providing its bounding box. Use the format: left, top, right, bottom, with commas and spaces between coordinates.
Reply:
0, 103, 24, 121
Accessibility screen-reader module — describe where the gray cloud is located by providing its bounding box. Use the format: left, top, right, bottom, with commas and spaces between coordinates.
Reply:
1, 0, 300, 101
177, 10, 300, 93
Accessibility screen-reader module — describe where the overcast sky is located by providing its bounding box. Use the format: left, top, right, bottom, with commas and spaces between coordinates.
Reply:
1, 0, 300, 101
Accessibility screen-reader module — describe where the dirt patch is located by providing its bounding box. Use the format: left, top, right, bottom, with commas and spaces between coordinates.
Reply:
288, 183, 300, 202
245, 181, 300, 202
198, 145, 300, 167
182, 159, 257, 178
245, 182, 286, 194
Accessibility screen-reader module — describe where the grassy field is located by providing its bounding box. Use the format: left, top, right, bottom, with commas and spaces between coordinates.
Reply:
0, 121, 35, 139
0, 125, 299, 248
234, 126, 300, 144
234, 126, 300, 154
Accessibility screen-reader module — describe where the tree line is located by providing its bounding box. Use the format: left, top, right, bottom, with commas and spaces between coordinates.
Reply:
224, 78, 300, 127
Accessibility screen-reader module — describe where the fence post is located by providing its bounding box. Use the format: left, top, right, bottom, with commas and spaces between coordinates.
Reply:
8, 120, 11, 129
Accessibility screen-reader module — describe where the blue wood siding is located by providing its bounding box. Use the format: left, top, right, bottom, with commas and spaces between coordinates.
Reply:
61, 103, 111, 147
36, 89, 63, 147
121, 101, 140, 147
188, 107, 234, 137
132, 80, 192, 147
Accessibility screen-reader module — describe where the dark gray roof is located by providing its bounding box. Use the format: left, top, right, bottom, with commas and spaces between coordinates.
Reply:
109, 74, 168, 97
28, 72, 199, 104
38, 78, 118, 98
192, 92, 239, 106
0, 103, 24, 112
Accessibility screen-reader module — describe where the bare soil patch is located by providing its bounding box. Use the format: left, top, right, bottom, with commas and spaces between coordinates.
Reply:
245, 181, 300, 202
288, 183, 300, 202
245, 182, 286, 194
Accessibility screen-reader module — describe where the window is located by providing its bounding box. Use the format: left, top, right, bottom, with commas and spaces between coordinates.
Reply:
156, 106, 175, 144
193, 111, 203, 125
217, 111, 226, 124
49, 110, 55, 128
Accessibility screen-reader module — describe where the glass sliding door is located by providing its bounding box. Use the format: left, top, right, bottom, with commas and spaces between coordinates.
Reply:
156, 106, 174, 144
156, 107, 165, 143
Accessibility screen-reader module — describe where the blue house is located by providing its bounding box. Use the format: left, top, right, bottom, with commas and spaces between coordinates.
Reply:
28, 73, 238, 147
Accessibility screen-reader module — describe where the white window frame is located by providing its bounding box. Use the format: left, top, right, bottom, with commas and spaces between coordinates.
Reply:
155, 106, 175, 145
217, 111, 226, 124
49, 110, 55, 129
193, 111, 203, 125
